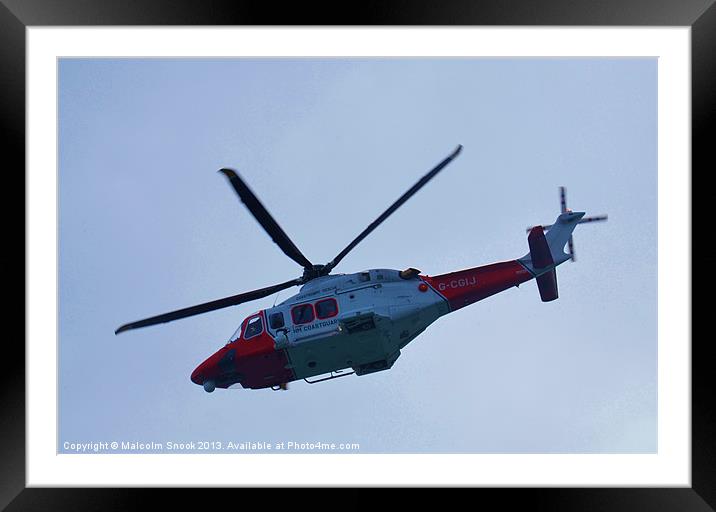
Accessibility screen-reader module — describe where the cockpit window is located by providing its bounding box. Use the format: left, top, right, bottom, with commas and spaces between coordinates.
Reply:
269, 312, 285, 329
244, 315, 263, 340
228, 324, 242, 344
291, 304, 314, 325
359, 272, 371, 282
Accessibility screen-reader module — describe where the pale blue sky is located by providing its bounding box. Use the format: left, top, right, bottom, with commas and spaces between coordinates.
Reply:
59, 58, 656, 453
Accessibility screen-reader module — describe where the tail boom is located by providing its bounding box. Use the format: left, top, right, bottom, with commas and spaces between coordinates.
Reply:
420, 205, 602, 312
421, 260, 532, 312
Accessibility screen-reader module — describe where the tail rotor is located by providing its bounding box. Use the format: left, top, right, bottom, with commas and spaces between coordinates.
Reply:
527, 186, 608, 262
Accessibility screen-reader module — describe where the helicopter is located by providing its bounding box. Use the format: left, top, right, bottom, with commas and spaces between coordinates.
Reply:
115, 145, 607, 392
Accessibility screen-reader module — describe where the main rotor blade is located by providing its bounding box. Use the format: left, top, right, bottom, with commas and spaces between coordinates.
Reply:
219, 169, 313, 269
325, 145, 463, 271
115, 278, 302, 334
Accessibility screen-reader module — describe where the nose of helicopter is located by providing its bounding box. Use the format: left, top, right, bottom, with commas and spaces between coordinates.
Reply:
190, 364, 206, 385
191, 359, 221, 393
190, 344, 239, 391
190, 355, 219, 386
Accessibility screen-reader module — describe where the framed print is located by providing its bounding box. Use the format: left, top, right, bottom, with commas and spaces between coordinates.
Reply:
6, 0, 715, 509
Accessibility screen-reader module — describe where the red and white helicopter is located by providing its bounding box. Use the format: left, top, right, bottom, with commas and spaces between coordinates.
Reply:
116, 145, 606, 392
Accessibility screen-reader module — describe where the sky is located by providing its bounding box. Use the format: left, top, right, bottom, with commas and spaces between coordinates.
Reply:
58, 57, 657, 454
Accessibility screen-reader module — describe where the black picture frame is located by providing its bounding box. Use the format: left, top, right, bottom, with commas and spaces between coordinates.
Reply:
5, 0, 713, 509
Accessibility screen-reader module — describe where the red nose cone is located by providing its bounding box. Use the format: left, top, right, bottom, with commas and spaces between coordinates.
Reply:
191, 353, 220, 385
191, 364, 206, 384
191, 344, 235, 385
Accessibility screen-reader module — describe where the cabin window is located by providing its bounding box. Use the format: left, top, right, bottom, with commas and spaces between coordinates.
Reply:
291, 304, 314, 325
244, 315, 263, 340
359, 272, 371, 282
315, 298, 338, 319
269, 312, 285, 329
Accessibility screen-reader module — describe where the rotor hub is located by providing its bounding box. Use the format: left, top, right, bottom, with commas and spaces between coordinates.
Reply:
302, 264, 329, 282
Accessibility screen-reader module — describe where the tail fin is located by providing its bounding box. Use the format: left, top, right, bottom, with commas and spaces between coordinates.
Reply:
519, 211, 585, 302
520, 187, 608, 302
520, 211, 585, 273
527, 186, 608, 261
543, 211, 585, 264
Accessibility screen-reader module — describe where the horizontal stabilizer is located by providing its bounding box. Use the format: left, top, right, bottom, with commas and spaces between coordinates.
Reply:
527, 226, 554, 269
526, 225, 559, 301
536, 269, 558, 302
